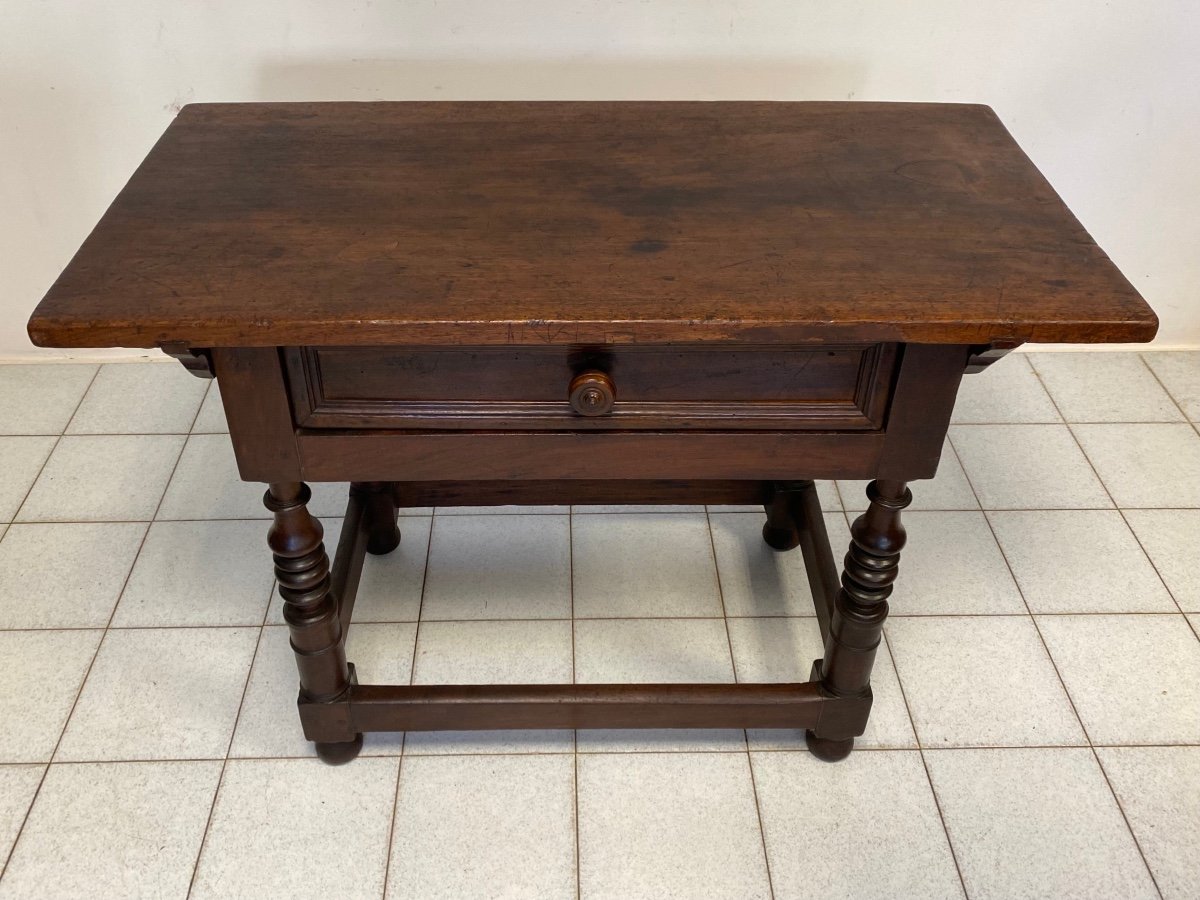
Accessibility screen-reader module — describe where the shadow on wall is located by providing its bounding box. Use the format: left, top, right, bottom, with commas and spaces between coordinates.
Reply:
254, 57, 869, 102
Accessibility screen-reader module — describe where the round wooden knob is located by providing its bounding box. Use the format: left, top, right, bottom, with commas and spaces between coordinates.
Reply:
569, 371, 615, 416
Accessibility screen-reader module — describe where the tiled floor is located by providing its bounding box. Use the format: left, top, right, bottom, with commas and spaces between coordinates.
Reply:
1, 352, 1199, 898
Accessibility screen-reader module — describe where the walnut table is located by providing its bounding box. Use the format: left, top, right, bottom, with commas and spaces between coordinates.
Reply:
28, 102, 1158, 764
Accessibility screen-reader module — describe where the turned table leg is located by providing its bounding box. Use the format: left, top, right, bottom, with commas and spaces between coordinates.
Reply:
265, 481, 363, 764
807, 478, 911, 761
353, 481, 401, 556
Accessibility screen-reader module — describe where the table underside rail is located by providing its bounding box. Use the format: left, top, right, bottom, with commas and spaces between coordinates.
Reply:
313, 478, 846, 740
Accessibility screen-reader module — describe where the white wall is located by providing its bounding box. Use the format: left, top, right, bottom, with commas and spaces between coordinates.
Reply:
2, 0, 1197, 359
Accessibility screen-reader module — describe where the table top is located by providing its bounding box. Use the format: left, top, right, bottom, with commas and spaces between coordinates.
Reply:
28, 101, 1156, 349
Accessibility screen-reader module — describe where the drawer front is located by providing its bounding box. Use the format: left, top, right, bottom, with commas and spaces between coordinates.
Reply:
284, 344, 898, 431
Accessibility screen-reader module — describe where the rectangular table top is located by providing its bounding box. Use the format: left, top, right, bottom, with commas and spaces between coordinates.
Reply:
28, 101, 1156, 350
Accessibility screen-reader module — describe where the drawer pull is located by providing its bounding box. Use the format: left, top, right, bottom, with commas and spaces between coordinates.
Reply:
569, 371, 615, 416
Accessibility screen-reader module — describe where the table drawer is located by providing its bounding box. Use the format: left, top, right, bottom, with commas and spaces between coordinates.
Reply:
284, 344, 898, 431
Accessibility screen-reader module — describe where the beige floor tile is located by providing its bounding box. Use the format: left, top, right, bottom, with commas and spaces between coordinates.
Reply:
388, 754, 576, 899
1029, 351, 1182, 422
0, 437, 56, 522
1036, 614, 1200, 744
950, 424, 1110, 509
754, 750, 962, 899
67, 362, 209, 434
1098, 746, 1200, 899
889, 511, 1025, 615
990, 510, 1175, 612
578, 752, 771, 900
709, 511, 831, 617
573, 513, 722, 618
0, 629, 102, 763
0, 760, 220, 898
1073, 423, 1200, 507
951, 354, 1060, 424
192, 757, 397, 900
190, 381, 228, 433
1142, 351, 1200, 420
420, 514, 570, 620
1124, 509, 1200, 611
886, 616, 1084, 747
17, 434, 184, 522
575, 618, 734, 684
56, 627, 258, 761
0, 364, 96, 435
0, 765, 44, 877
0, 523, 145, 628
927, 748, 1157, 899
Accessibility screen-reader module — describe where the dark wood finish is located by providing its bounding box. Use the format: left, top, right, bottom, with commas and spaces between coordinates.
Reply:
303, 682, 871, 734
329, 486, 368, 635
807, 478, 911, 761
28, 102, 1155, 351
25, 101, 1159, 767
264, 482, 360, 762
391, 479, 771, 508
877, 345, 967, 480
160, 341, 213, 378
285, 343, 896, 431
296, 431, 889, 482
762, 480, 839, 640
792, 482, 840, 643
355, 481, 402, 556
762, 482, 804, 551
212, 348, 301, 481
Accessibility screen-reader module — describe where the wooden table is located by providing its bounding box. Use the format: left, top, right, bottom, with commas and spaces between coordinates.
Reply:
28, 102, 1157, 764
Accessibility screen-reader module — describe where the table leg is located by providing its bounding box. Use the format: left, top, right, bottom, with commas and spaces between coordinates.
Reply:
355, 481, 401, 555
762, 481, 806, 551
265, 481, 363, 764
807, 478, 911, 761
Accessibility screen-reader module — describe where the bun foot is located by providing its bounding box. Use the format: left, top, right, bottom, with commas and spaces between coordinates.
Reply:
805, 731, 854, 762
314, 733, 364, 765
762, 521, 801, 551
366, 525, 401, 556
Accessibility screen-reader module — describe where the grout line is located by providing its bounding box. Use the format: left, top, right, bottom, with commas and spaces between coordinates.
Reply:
11, 504, 1200, 528
703, 507, 741, 687
0, 609, 1191, 637
380, 510, 419, 898
186, 621, 265, 898
8, 366, 101, 528
380, 754, 405, 900
864, 452, 967, 892
573, 750, 582, 900
3, 743, 1197, 767
950, 390, 1166, 899
743, 752, 777, 900
567, 507, 582, 900
880, 628, 970, 898
1131, 356, 1200, 645
0, 366, 107, 881
568, 510, 577, 687
707, 505, 773, 900
408, 513, 436, 683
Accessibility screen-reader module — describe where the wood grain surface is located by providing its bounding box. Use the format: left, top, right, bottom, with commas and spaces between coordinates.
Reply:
28, 101, 1156, 349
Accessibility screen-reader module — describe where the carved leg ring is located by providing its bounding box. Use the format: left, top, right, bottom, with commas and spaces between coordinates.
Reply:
355, 481, 401, 556
807, 478, 910, 761
265, 481, 363, 764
